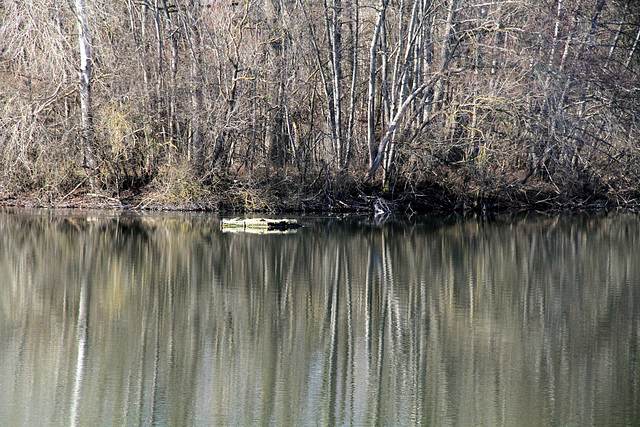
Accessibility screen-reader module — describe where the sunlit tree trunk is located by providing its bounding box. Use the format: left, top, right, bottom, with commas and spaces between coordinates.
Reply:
367, 0, 447, 184
75, 0, 95, 172
325, 0, 344, 166
367, 83, 430, 179
367, 0, 388, 169
606, 1, 628, 67
625, 20, 640, 69
345, 0, 359, 169
545, 0, 564, 88
382, 0, 423, 186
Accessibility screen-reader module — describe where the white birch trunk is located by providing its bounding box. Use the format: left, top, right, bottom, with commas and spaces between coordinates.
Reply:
367, 81, 432, 179
625, 22, 640, 69
325, 0, 343, 165
606, 2, 628, 67
76, 0, 95, 170
367, 0, 388, 168
345, 0, 359, 169
545, 0, 563, 88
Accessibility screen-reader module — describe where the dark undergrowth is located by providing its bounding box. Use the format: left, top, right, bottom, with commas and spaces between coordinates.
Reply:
2, 163, 638, 215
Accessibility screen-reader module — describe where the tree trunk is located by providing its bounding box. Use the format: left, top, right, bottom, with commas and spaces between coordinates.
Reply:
190, 2, 204, 165
345, 0, 359, 169
625, 20, 640, 69
606, 2, 628, 67
153, 0, 166, 135
545, 0, 564, 88
126, 0, 153, 116
76, 0, 95, 172
426, 0, 456, 118
325, 0, 344, 166
160, 0, 179, 142
265, 0, 285, 167
367, 82, 431, 179
367, 0, 388, 169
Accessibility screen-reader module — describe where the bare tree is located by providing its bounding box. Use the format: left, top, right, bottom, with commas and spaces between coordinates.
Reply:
264, 0, 287, 166
187, 0, 205, 165
367, 0, 389, 170
366, 0, 456, 185
75, 0, 96, 172
325, 0, 344, 166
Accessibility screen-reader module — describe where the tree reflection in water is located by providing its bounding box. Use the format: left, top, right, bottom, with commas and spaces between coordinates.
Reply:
0, 211, 638, 426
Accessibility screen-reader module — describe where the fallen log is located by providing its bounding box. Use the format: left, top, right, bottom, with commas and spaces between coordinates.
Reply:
221, 218, 301, 234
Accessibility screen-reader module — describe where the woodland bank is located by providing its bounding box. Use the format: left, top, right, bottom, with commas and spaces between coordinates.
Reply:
1, 170, 638, 215
1, 1, 639, 215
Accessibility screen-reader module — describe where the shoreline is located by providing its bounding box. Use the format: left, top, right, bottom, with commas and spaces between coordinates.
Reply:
2, 185, 637, 216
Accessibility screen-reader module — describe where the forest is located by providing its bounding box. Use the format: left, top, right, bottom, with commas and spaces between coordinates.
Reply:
1, 0, 639, 212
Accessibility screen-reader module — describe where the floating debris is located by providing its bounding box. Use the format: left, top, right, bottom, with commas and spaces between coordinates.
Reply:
221, 218, 301, 234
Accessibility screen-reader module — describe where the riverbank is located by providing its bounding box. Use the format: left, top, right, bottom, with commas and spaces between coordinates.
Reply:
2, 171, 638, 215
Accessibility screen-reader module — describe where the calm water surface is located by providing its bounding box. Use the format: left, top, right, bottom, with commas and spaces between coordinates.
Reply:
0, 210, 638, 426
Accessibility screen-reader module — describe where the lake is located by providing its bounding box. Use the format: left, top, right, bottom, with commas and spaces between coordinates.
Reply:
0, 210, 638, 426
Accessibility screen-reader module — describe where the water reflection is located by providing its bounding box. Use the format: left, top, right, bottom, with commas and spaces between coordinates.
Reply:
0, 210, 638, 426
